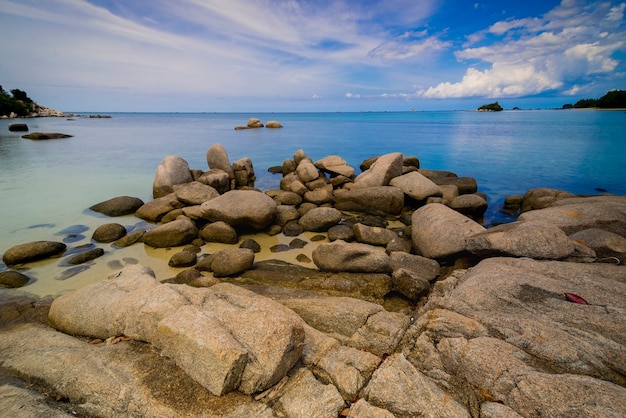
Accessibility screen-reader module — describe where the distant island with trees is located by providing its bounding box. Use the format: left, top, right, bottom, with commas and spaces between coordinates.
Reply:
1, 84, 65, 118
477, 101, 503, 112
562, 89, 626, 109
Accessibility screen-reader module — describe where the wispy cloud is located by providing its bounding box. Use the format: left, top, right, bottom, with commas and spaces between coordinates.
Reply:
420, 1, 626, 99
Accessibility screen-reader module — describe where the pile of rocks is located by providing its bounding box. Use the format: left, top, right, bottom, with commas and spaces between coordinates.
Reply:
1, 142, 626, 417
234, 117, 283, 130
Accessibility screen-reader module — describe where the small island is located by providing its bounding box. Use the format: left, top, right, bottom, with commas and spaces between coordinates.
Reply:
1, 84, 65, 118
477, 101, 503, 112
562, 89, 626, 109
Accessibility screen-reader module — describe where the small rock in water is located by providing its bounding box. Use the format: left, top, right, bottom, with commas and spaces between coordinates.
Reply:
289, 238, 308, 249
63, 234, 85, 243
310, 235, 326, 242
270, 244, 291, 253
0, 271, 31, 288
56, 225, 90, 235
122, 257, 139, 264
240, 238, 262, 253
55, 265, 90, 281
296, 254, 312, 263
67, 248, 105, 265
107, 260, 124, 270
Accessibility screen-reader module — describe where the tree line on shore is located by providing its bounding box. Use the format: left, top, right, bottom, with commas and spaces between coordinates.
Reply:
562, 89, 626, 109
0, 85, 36, 117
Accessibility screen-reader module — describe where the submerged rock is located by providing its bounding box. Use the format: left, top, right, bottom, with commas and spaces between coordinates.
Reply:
2, 241, 66, 266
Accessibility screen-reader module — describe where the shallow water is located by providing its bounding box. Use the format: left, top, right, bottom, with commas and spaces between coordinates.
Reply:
1, 110, 625, 297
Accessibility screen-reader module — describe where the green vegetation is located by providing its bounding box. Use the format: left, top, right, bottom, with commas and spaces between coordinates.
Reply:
477, 101, 503, 112
562, 89, 626, 109
0, 85, 36, 116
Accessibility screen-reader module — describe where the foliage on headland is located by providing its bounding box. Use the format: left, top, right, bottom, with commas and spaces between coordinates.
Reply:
562, 89, 626, 109
0, 85, 35, 116
477, 101, 503, 112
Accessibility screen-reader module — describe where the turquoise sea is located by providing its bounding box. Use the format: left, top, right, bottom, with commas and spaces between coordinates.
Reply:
1, 110, 625, 296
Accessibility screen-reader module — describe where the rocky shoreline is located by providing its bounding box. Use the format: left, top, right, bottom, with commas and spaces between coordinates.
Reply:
1, 143, 625, 417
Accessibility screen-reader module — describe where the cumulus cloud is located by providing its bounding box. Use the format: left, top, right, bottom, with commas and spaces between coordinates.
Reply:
421, 1, 626, 99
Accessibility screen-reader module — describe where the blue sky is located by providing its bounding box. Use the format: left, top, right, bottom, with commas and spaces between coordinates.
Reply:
1, 0, 625, 112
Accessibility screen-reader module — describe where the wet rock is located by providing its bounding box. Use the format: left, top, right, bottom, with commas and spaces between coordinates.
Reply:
113, 230, 145, 247
289, 238, 307, 249
92, 223, 127, 243
271, 244, 291, 253
389, 171, 442, 201
334, 187, 404, 215
142, 218, 198, 248
313, 240, 391, 273
168, 250, 197, 268
265, 120, 283, 128
89, 196, 145, 217
210, 248, 255, 277
22, 132, 72, 140
67, 248, 104, 265
200, 190, 277, 231
298, 207, 342, 232
173, 181, 220, 205
411, 203, 485, 259
0, 271, 30, 288
200, 221, 238, 244
8, 123, 28, 131
239, 238, 261, 253
152, 155, 193, 198
2, 241, 66, 266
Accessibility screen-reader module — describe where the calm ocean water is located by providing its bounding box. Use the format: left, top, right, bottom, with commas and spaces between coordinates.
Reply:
1, 110, 625, 296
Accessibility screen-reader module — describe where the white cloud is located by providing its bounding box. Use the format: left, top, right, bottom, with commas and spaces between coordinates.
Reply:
420, 1, 626, 99
345, 92, 361, 98
368, 34, 451, 61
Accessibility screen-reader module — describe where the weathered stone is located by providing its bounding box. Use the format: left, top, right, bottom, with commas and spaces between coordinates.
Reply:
275, 368, 344, 418
282, 221, 304, 236
200, 190, 277, 230
247, 118, 264, 128
518, 195, 626, 236
232, 157, 255, 188
265, 120, 283, 128
334, 187, 404, 215
200, 221, 238, 244
389, 252, 440, 280
89, 196, 144, 217
296, 160, 320, 183
206, 143, 234, 180
353, 223, 398, 246
112, 230, 145, 247
466, 220, 575, 259
92, 223, 127, 243
299, 207, 343, 232
265, 190, 303, 206
313, 240, 391, 273
314, 155, 355, 178
210, 248, 255, 277
2, 241, 66, 266
275, 205, 300, 226
0, 271, 31, 288
569, 228, 626, 263
348, 399, 394, 418
8, 123, 28, 132
197, 168, 231, 194
328, 225, 354, 242
391, 268, 430, 299
174, 181, 219, 205
142, 218, 198, 248
303, 185, 334, 205
521, 187, 577, 212
22, 132, 72, 140
240, 238, 261, 253
431, 176, 478, 194
389, 171, 442, 201
152, 155, 193, 198
135, 194, 184, 222
449, 193, 488, 219
354, 152, 403, 188
363, 353, 470, 417
411, 203, 486, 259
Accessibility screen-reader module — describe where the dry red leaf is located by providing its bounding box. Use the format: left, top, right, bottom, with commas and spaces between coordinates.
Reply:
565, 293, 589, 305
88, 338, 103, 345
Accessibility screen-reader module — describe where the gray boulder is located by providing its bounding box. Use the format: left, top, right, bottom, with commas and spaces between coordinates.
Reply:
2, 241, 66, 266
135, 193, 184, 222
200, 190, 277, 230
412, 203, 486, 259
334, 187, 404, 215
518, 195, 626, 236
389, 171, 442, 201
466, 221, 575, 260
89, 196, 144, 217
206, 143, 234, 181
298, 207, 342, 232
363, 353, 470, 417
313, 240, 391, 273
200, 221, 238, 244
92, 223, 127, 243
354, 152, 403, 188
152, 155, 193, 198
353, 223, 398, 246
141, 218, 198, 248
173, 181, 219, 205
210, 248, 255, 277
47, 265, 305, 397
569, 228, 626, 263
